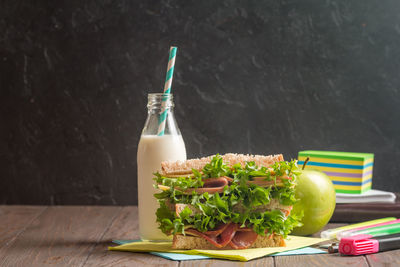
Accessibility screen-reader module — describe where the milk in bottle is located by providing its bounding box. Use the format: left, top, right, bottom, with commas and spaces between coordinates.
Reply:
137, 94, 186, 241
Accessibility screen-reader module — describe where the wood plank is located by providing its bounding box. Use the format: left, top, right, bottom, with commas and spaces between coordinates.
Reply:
0, 206, 120, 267
366, 249, 400, 267
83, 206, 177, 267
0, 205, 46, 249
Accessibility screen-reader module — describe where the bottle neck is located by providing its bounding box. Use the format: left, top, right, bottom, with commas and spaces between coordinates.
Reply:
142, 93, 181, 136
147, 93, 174, 110
147, 106, 174, 114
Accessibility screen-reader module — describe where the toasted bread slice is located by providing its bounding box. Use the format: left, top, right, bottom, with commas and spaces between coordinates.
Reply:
161, 153, 284, 176
172, 233, 285, 249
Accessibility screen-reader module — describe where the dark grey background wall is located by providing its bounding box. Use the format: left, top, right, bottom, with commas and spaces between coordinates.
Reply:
1, 1, 400, 205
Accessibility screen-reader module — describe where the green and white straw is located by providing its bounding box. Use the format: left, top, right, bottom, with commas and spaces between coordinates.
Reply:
157, 46, 177, 136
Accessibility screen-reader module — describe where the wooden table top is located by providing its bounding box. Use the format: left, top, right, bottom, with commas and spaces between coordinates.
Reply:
0, 206, 399, 266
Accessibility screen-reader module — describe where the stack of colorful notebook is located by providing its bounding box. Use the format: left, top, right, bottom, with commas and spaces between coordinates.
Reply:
298, 150, 374, 194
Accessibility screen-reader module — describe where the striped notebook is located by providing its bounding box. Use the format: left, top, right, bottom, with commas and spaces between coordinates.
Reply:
298, 150, 374, 194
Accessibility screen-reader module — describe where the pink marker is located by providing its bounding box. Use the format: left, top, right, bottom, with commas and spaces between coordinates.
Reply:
339, 233, 400, 255
337, 219, 400, 240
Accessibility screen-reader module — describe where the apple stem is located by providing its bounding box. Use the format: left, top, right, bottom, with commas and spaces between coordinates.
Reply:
302, 157, 310, 170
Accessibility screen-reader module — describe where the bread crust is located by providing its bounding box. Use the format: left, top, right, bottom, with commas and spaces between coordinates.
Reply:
161, 153, 284, 175
172, 233, 285, 250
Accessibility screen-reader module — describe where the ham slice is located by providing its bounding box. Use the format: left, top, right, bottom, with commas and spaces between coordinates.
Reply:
185, 223, 238, 248
217, 223, 238, 247
185, 223, 261, 249
229, 229, 259, 249
203, 223, 230, 236
183, 177, 230, 195
220, 176, 234, 183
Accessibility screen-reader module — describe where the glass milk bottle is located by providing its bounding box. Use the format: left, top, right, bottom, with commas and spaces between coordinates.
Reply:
137, 93, 186, 241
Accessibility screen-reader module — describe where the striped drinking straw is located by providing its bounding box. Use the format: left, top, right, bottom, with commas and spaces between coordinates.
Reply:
157, 46, 177, 136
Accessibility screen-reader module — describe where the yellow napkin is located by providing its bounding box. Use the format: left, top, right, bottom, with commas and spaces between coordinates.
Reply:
109, 235, 328, 261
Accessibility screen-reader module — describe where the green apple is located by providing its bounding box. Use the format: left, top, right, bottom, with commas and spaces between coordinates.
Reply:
291, 169, 336, 236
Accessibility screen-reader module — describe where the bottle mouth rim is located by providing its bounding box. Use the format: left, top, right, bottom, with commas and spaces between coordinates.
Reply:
148, 93, 173, 97
147, 93, 174, 108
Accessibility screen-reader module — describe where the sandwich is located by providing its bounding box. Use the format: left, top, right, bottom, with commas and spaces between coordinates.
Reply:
153, 153, 302, 249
